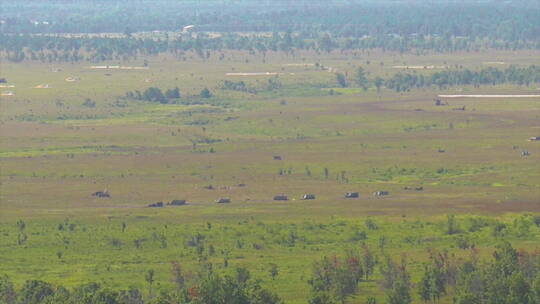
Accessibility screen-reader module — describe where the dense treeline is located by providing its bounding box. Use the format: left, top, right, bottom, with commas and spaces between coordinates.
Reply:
338, 65, 540, 92
0, 266, 281, 304
124, 87, 213, 104
2, 0, 538, 40
307, 242, 540, 304
2, 32, 539, 63
118, 66, 540, 104
2, 242, 538, 304
1, 0, 539, 62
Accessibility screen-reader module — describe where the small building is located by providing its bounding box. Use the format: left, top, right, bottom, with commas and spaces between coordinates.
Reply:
522, 150, 530, 157
345, 192, 359, 198
273, 195, 288, 201
216, 198, 231, 204
302, 194, 316, 200
169, 200, 186, 206
273, 156, 282, 160
148, 202, 164, 208
373, 191, 389, 196
529, 136, 540, 141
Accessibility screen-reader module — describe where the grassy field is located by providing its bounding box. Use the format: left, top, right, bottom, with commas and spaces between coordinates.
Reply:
1, 49, 539, 303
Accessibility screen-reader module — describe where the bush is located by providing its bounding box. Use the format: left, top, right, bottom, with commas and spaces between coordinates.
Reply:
200, 88, 212, 98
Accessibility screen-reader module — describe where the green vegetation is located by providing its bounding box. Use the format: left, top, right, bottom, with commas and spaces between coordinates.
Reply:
1, 1, 539, 303
1, 215, 540, 303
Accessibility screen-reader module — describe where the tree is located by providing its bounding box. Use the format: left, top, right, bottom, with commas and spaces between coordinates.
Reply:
418, 265, 445, 303
165, 87, 180, 99
446, 214, 459, 235
507, 272, 532, 304
171, 262, 185, 291
366, 297, 377, 304
269, 263, 279, 280
532, 273, 540, 304
336, 73, 347, 88
142, 87, 167, 103
362, 245, 375, 280
309, 291, 336, 304
0, 275, 15, 304
117, 287, 144, 304
17, 280, 54, 304
236, 267, 251, 286
145, 269, 155, 298
309, 252, 363, 303
195, 267, 281, 304
374, 77, 384, 92
355, 67, 369, 90
387, 270, 412, 304
200, 88, 212, 98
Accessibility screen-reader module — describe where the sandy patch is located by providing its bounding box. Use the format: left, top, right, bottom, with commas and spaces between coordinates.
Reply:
283, 63, 315, 67
483, 62, 505, 65
226, 72, 282, 76
393, 65, 447, 69
89, 66, 149, 70
438, 94, 540, 98
34, 84, 51, 89
1, 91, 15, 96
65, 77, 80, 82
0, 84, 15, 88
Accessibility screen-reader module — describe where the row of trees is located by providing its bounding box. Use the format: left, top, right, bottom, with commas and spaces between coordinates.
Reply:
308, 242, 540, 304
1, 243, 538, 303
0, 265, 281, 304
2, 32, 539, 63
125, 87, 210, 104
337, 65, 540, 92
120, 65, 539, 105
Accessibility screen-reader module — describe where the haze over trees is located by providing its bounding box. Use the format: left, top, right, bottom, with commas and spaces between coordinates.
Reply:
1, 0, 539, 63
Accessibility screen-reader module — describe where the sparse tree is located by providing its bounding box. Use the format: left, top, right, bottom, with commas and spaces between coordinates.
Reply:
336, 73, 347, 88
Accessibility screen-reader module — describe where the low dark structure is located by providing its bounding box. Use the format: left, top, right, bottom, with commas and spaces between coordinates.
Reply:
216, 198, 231, 204
203, 185, 214, 190
522, 150, 530, 157
273, 155, 282, 160
415, 187, 424, 191
92, 191, 110, 198
237, 183, 246, 187
273, 195, 288, 201
373, 191, 389, 196
169, 200, 186, 206
302, 194, 316, 200
148, 202, 164, 208
435, 98, 448, 106
345, 192, 359, 198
